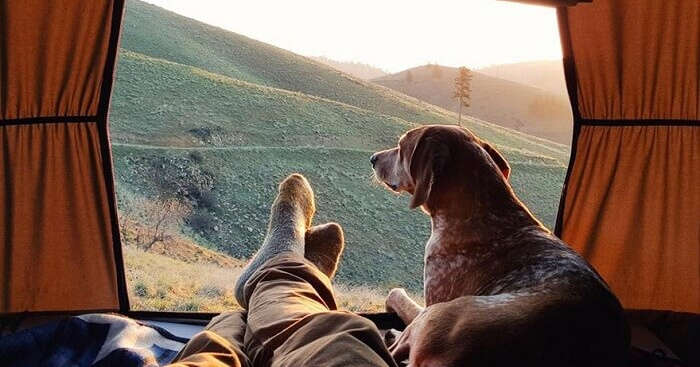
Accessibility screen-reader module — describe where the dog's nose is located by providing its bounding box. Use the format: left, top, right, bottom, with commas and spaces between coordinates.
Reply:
370, 153, 379, 167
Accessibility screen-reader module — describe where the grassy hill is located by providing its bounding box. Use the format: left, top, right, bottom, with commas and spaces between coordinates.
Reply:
111, 0, 569, 306
111, 51, 568, 161
477, 60, 568, 97
373, 65, 573, 144
119, 0, 451, 125
310, 56, 388, 80
110, 51, 414, 151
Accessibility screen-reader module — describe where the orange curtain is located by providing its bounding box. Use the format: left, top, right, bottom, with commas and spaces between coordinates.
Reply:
558, 0, 699, 313
562, 125, 699, 312
0, 123, 119, 312
0, 0, 125, 313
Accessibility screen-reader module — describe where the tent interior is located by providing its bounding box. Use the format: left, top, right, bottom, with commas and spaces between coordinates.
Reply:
1, 0, 697, 365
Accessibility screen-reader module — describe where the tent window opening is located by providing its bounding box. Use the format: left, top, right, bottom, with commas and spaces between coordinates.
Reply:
110, 0, 570, 313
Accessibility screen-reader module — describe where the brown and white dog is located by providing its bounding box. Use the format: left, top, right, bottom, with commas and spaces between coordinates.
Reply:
371, 125, 629, 367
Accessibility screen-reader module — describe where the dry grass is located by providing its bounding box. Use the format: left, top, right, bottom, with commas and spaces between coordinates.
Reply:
125, 245, 422, 313
125, 246, 244, 311
335, 283, 423, 312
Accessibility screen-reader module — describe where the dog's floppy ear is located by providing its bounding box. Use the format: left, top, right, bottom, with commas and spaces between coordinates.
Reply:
480, 141, 510, 180
408, 134, 449, 209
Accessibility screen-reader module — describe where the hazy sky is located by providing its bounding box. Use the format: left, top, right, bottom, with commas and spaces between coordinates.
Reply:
143, 0, 562, 72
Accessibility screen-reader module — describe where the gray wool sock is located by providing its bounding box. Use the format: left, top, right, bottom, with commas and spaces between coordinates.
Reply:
234, 174, 315, 308
304, 222, 344, 279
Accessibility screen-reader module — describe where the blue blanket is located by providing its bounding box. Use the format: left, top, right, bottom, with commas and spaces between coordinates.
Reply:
0, 313, 188, 367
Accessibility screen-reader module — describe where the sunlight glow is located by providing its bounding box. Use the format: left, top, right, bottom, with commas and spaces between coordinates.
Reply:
142, 0, 562, 72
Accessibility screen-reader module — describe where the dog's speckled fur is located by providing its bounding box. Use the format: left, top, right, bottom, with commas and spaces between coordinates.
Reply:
372, 125, 629, 366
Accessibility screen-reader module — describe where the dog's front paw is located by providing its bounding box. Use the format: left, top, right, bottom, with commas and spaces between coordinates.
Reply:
385, 287, 409, 313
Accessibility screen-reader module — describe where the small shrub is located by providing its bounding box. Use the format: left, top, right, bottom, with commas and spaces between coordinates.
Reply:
133, 282, 149, 297
189, 151, 204, 164
188, 212, 215, 233
197, 190, 217, 210
187, 128, 212, 141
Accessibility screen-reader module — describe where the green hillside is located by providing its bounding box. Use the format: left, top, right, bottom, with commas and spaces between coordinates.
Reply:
117, 0, 568, 161
111, 0, 569, 296
111, 51, 414, 150
119, 0, 451, 125
111, 51, 568, 161
113, 144, 564, 290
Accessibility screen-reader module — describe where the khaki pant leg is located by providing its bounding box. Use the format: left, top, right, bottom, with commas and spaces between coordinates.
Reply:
242, 253, 396, 367
169, 312, 251, 367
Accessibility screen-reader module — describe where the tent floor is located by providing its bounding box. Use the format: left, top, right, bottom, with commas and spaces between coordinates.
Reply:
145, 320, 204, 339
2, 310, 697, 365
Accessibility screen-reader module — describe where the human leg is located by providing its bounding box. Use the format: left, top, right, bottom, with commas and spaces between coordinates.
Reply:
237, 174, 396, 366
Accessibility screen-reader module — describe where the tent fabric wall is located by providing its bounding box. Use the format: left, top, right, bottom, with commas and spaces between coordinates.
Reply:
557, 0, 699, 313
0, 1, 127, 313
566, 0, 699, 120
0, 1, 111, 120
0, 123, 118, 312
561, 125, 699, 311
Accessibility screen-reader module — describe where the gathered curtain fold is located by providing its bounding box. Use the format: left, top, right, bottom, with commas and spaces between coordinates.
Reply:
558, 0, 699, 313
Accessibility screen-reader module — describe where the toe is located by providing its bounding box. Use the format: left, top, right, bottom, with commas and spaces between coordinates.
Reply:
306, 222, 344, 250
304, 222, 345, 279
278, 173, 315, 224
279, 173, 312, 195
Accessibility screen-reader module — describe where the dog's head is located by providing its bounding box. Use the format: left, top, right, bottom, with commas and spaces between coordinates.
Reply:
371, 125, 510, 211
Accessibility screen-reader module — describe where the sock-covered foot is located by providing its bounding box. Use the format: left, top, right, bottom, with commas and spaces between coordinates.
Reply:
304, 222, 344, 279
234, 173, 315, 307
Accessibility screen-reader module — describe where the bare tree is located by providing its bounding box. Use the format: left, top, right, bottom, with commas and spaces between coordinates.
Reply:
143, 199, 187, 250
453, 66, 472, 126
119, 197, 189, 251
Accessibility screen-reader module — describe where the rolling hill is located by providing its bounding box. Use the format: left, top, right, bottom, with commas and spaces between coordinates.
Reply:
310, 56, 388, 80
477, 60, 568, 97
111, 0, 569, 301
373, 65, 573, 144
119, 0, 450, 125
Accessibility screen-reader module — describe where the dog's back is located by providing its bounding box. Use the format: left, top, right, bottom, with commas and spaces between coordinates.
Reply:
421, 223, 629, 366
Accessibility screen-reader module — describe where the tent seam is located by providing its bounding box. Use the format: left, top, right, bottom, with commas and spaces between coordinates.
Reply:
0, 116, 97, 126
95, 0, 130, 313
